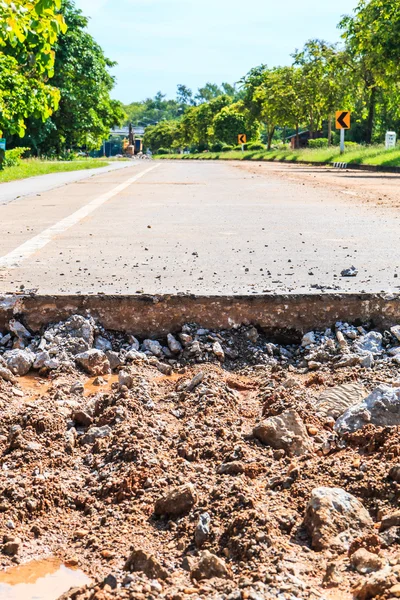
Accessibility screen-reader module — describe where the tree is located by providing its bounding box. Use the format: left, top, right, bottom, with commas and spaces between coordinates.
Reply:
176, 84, 194, 106
339, 0, 400, 143
143, 120, 181, 152
16, 0, 125, 153
212, 102, 258, 146
0, 0, 67, 137
195, 83, 224, 103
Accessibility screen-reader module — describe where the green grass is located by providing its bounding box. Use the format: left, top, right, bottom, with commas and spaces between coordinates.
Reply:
0, 158, 110, 183
155, 145, 400, 168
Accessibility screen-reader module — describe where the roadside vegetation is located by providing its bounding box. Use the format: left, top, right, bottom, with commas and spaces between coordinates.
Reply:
156, 144, 400, 168
0, 0, 124, 161
143, 0, 400, 158
0, 158, 109, 184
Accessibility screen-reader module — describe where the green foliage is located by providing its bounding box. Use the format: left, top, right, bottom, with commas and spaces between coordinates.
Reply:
157, 147, 170, 155
246, 142, 265, 151
16, 0, 125, 153
3, 147, 30, 168
143, 120, 181, 152
0, 0, 67, 137
212, 104, 249, 146
308, 138, 329, 148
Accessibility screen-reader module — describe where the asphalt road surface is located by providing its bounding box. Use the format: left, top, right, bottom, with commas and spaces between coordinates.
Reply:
0, 160, 399, 295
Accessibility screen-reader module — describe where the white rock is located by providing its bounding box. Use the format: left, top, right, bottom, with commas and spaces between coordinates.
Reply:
335, 385, 400, 435
167, 334, 183, 354
302, 332, 316, 347
354, 331, 383, 355
142, 339, 163, 357
391, 326, 400, 342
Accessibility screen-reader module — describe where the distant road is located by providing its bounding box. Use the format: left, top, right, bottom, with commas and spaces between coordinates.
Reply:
0, 160, 399, 295
0, 160, 137, 206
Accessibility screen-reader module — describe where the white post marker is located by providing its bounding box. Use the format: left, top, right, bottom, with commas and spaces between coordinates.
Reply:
340, 128, 345, 155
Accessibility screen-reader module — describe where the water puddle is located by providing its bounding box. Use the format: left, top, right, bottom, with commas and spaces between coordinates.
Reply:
84, 374, 118, 396
0, 558, 90, 600
16, 375, 51, 401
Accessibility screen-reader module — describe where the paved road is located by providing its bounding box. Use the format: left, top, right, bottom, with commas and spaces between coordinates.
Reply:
0, 160, 399, 295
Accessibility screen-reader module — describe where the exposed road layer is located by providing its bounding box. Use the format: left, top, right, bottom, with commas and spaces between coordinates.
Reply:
0, 160, 399, 295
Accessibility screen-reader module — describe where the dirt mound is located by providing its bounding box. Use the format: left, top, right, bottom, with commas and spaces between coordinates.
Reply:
1, 315, 400, 598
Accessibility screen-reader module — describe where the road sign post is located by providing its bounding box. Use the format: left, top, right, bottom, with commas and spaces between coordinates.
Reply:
335, 112, 350, 155
340, 129, 345, 154
238, 134, 247, 152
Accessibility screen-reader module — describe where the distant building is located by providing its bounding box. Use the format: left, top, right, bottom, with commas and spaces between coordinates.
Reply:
286, 130, 324, 149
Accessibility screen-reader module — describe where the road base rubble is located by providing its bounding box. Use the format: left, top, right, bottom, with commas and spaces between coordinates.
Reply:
2, 315, 400, 598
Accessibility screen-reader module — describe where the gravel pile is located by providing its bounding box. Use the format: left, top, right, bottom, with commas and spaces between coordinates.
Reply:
1, 315, 400, 599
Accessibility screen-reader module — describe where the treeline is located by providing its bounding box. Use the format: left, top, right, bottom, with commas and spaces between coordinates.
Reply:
0, 0, 124, 156
144, 0, 400, 153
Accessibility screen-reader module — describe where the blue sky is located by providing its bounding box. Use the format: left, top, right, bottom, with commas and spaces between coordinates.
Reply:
75, 0, 359, 104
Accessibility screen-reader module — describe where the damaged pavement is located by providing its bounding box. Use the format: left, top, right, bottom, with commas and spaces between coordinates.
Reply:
2, 314, 400, 598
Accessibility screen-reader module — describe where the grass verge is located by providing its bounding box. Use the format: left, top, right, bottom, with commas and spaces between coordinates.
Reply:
155, 145, 400, 168
0, 159, 110, 184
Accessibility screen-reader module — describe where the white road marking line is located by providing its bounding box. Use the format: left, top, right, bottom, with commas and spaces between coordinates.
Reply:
0, 164, 160, 270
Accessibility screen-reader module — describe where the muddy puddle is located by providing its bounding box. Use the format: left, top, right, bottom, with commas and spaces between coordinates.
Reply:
0, 558, 90, 600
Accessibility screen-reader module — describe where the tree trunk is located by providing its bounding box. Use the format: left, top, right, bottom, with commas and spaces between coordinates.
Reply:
328, 115, 332, 146
267, 126, 275, 150
295, 123, 299, 149
366, 87, 377, 144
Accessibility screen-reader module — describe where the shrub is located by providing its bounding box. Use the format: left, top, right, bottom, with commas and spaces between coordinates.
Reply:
246, 142, 265, 151
210, 142, 224, 152
3, 147, 30, 168
344, 141, 359, 149
308, 138, 329, 149
221, 144, 234, 152
157, 147, 170, 155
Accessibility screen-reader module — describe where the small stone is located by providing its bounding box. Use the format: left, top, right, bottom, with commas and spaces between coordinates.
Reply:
341, 266, 358, 277
389, 465, 400, 483
118, 371, 133, 390
4, 349, 34, 376
72, 410, 93, 427
253, 409, 312, 457
191, 551, 229, 580
187, 372, 204, 392
154, 483, 197, 516
380, 511, 400, 532
124, 549, 168, 580
81, 425, 112, 445
167, 334, 183, 354
104, 574, 118, 590
94, 336, 112, 351
9, 319, 31, 340
212, 342, 225, 361
2, 537, 21, 556
0, 366, 16, 384
304, 487, 373, 551
143, 339, 163, 357
350, 548, 386, 574
106, 350, 123, 370
75, 349, 111, 376
390, 584, 400, 597
195, 513, 211, 548
302, 332, 315, 347
70, 381, 84, 395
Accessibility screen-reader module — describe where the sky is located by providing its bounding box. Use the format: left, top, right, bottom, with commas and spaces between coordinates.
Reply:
75, 0, 360, 104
